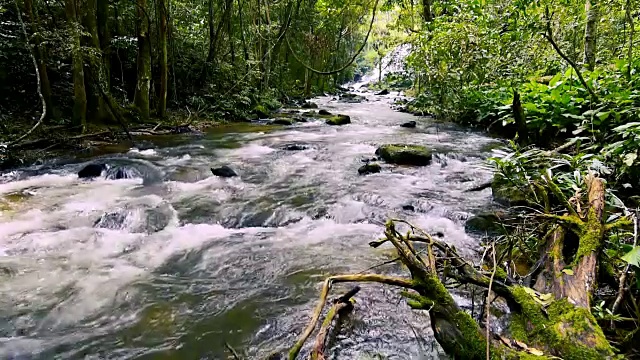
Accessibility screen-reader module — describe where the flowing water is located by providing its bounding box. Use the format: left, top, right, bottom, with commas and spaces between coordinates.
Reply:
0, 92, 501, 359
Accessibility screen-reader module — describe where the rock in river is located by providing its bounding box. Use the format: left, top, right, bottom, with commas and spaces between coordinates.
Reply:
211, 165, 238, 178
375, 89, 390, 95
318, 109, 332, 115
358, 163, 381, 175
283, 144, 308, 151
301, 102, 318, 109
78, 163, 107, 178
400, 121, 417, 128
326, 115, 351, 125
376, 144, 432, 166
271, 119, 294, 126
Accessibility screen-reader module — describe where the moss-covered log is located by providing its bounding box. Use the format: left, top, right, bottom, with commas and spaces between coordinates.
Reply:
287, 176, 624, 360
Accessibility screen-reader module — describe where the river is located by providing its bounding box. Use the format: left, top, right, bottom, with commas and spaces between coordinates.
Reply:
0, 91, 500, 359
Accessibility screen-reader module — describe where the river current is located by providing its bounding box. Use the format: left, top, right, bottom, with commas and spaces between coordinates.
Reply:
0, 91, 500, 359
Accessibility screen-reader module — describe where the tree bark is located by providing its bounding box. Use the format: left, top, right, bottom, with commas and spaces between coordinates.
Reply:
422, 0, 432, 22
583, 0, 599, 71
82, 0, 110, 121
65, 0, 87, 132
207, 0, 216, 64
97, 0, 110, 87
24, 0, 53, 121
157, 0, 168, 118
134, 0, 151, 121
512, 90, 528, 144
626, 0, 635, 79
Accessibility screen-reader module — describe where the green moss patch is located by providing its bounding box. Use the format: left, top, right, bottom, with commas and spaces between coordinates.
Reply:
376, 144, 432, 166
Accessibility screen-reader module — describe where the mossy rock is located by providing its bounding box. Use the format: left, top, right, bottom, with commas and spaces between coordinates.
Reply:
326, 115, 351, 125
375, 144, 432, 166
491, 175, 530, 206
253, 105, 270, 118
270, 119, 294, 126
358, 163, 381, 175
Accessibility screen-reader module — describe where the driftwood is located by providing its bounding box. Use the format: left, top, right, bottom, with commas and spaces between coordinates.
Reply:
283, 176, 624, 360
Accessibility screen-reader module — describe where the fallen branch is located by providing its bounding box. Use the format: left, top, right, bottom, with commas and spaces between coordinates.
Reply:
310, 286, 359, 360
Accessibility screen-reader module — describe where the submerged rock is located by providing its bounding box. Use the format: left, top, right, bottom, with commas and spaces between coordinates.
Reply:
376, 144, 432, 166
283, 144, 308, 151
339, 93, 364, 103
402, 204, 415, 211
326, 114, 351, 125
465, 211, 506, 234
318, 109, 332, 115
94, 200, 175, 233
105, 166, 143, 180
211, 165, 238, 178
301, 102, 318, 109
358, 163, 381, 175
78, 163, 107, 178
271, 119, 294, 126
400, 121, 417, 128
375, 89, 390, 95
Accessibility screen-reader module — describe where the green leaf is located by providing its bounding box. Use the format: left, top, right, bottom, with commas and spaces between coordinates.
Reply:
624, 153, 638, 166
613, 122, 640, 132
596, 111, 610, 121
562, 268, 574, 275
622, 246, 640, 267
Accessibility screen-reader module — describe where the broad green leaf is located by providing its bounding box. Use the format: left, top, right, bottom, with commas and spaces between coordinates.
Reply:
624, 153, 637, 166
613, 122, 640, 132
596, 111, 610, 121
562, 268, 574, 275
622, 246, 640, 267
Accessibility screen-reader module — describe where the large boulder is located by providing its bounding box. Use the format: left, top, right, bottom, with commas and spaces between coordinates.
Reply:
358, 163, 381, 175
78, 163, 107, 178
211, 165, 238, 178
318, 109, 332, 115
375, 144, 432, 166
326, 115, 351, 125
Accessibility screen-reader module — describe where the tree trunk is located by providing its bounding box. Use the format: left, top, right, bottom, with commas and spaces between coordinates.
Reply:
97, 0, 110, 88
207, 0, 216, 64
157, 0, 168, 118
626, 0, 635, 79
583, 0, 598, 71
65, 0, 87, 132
24, 0, 53, 121
82, 0, 110, 121
513, 90, 528, 144
422, 0, 432, 22
134, 0, 151, 121
238, 0, 249, 70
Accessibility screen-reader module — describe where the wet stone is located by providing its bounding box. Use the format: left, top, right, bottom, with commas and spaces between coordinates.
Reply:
211, 166, 238, 178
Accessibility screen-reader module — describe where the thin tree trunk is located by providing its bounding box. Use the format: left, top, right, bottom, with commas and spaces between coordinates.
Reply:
134, 0, 151, 121
23, 0, 53, 121
157, 0, 168, 118
83, 0, 109, 121
626, 0, 635, 79
207, 0, 215, 63
97, 0, 110, 88
238, 0, 249, 70
583, 0, 598, 71
65, 0, 87, 132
